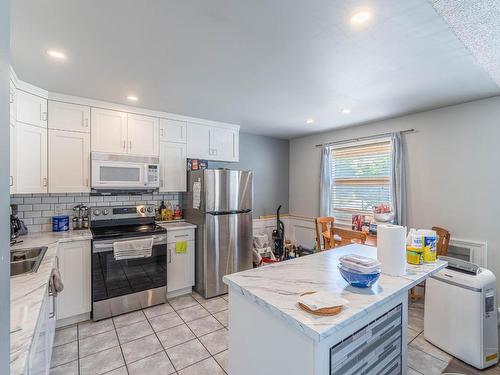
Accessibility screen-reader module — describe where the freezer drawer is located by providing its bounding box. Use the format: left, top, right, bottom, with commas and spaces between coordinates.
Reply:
200, 212, 253, 298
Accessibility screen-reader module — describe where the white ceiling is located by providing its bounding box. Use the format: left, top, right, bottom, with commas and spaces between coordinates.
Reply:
11, 0, 500, 138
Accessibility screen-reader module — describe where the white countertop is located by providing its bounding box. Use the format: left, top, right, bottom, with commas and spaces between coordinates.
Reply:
10, 230, 92, 375
223, 244, 447, 342
157, 221, 197, 230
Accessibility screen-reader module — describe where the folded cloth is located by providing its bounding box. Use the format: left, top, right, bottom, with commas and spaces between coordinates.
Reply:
339, 254, 381, 273
50, 267, 64, 295
113, 237, 153, 260
297, 291, 348, 311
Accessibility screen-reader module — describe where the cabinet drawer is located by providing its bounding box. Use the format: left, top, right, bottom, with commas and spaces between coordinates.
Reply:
167, 229, 194, 243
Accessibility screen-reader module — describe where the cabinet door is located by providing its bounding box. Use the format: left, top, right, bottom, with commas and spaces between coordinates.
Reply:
48, 130, 90, 193
9, 81, 15, 123
15, 89, 47, 128
91, 108, 127, 154
160, 118, 187, 143
10, 121, 16, 193
186, 122, 212, 160
28, 294, 48, 375
212, 127, 239, 162
48, 101, 90, 133
127, 114, 159, 156
56, 241, 91, 320
16, 123, 48, 194
160, 141, 187, 192
167, 240, 195, 292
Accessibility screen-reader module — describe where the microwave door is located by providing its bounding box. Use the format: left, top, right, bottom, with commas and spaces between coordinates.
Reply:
92, 162, 145, 188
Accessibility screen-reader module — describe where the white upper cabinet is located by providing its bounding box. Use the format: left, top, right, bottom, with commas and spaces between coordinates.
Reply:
160, 118, 187, 143
186, 122, 239, 162
127, 113, 159, 156
9, 81, 15, 122
212, 127, 239, 162
49, 130, 90, 193
48, 101, 90, 133
16, 122, 48, 194
160, 141, 187, 192
10, 121, 16, 194
15, 89, 47, 128
91, 108, 128, 154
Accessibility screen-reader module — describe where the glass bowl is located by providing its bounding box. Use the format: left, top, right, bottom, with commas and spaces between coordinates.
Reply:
338, 265, 380, 288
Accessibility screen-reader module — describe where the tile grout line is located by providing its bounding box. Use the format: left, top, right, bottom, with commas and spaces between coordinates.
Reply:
110, 315, 130, 375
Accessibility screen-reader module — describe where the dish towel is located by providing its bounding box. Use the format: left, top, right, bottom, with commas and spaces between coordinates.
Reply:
50, 267, 64, 296
297, 291, 348, 311
175, 241, 188, 254
113, 237, 154, 260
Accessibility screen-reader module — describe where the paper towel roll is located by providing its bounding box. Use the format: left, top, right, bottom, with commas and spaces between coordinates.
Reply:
377, 224, 407, 276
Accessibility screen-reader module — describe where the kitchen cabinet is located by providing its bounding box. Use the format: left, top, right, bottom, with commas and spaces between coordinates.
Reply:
160, 118, 187, 143
15, 89, 47, 128
186, 122, 239, 162
48, 130, 90, 193
48, 101, 90, 133
27, 286, 56, 375
127, 113, 159, 156
160, 141, 187, 192
56, 240, 91, 321
10, 121, 16, 193
91, 108, 159, 157
16, 123, 48, 194
167, 229, 195, 293
91, 108, 128, 154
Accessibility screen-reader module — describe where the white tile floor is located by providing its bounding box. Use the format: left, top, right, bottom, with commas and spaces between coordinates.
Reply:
50, 293, 229, 375
51, 293, 495, 375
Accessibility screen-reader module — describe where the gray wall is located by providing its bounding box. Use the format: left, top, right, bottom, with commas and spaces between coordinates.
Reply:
212, 132, 289, 218
289, 96, 500, 293
1, 0, 10, 371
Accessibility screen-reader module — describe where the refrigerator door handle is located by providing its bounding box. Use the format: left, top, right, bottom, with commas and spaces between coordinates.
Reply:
207, 209, 252, 215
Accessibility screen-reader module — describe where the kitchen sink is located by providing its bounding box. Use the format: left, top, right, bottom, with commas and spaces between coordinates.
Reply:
10, 246, 48, 277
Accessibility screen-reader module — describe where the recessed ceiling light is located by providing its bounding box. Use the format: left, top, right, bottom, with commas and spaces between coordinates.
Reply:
350, 11, 372, 25
306, 119, 315, 124
127, 95, 139, 102
341, 108, 352, 114
46, 49, 67, 60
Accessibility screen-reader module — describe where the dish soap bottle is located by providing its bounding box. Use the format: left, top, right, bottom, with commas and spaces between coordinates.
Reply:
159, 201, 167, 221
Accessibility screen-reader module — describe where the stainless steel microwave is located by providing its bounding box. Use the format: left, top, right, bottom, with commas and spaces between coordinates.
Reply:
91, 153, 160, 191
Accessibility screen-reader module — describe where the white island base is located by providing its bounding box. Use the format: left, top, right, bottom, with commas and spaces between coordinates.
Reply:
229, 288, 407, 375
224, 244, 446, 375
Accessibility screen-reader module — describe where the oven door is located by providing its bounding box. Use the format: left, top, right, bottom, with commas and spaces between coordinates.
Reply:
92, 234, 167, 320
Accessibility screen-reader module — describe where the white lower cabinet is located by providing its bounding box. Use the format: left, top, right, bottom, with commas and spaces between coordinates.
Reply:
167, 230, 195, 293
27, 286, 56, 375
10, 121, 16, 193
15, 122, 48, 194
160, 141, 187, 192
56, 241, 91, 321
48, 129, 90, 193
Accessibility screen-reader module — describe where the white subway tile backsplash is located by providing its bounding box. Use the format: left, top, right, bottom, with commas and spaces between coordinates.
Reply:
11, 192, 182, 233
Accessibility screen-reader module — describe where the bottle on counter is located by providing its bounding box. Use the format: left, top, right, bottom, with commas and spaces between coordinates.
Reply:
174, 204, 182, 220
166, 201, 173, 221
159, 201, 167, 221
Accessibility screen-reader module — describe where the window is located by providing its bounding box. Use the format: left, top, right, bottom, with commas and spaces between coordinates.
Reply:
330, 141, 392, 221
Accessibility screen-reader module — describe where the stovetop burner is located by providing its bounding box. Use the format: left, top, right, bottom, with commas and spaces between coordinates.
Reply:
91, 223, 166, 240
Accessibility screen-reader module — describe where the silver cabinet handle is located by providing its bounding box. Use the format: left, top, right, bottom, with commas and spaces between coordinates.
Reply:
168, 249, 172, 264
129, 140, 132, 151
9, 91, 13, 104
43, 178, 48, 187
85, 178, 89, 187
160, 179, 164, 187
9, 176, 13, 186
160, 128, 164, 137
123, 140, 126, 150
41, 112, 48, 121
174, 234, 189, 238
83, 118, 89, 128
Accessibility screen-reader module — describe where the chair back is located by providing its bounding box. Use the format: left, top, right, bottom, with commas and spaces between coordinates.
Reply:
432, 226, 451, 256
314, 217, 335, 250
332, 227, 367, 247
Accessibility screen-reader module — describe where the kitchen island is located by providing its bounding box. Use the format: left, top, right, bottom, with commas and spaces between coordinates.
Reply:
223, 244, 446, 375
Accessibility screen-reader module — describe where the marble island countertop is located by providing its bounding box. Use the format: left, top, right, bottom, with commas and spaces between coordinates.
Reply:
223, 244, 447, 342
10, 230, 92, 375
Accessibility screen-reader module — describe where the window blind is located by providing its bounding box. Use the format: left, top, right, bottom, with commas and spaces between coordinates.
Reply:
330, 141, 392, 219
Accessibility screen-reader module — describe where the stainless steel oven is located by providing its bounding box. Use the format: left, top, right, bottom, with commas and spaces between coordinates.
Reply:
91, 204, 168, 320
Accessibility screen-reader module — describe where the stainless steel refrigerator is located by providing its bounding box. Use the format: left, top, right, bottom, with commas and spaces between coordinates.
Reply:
184, 169, 253, 298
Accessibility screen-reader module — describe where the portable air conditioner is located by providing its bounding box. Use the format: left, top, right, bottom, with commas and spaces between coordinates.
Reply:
424, 256, 498, 369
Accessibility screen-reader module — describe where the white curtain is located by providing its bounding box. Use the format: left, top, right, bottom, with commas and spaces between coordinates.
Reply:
319, 146, 332, 217
391, 132, 407, 226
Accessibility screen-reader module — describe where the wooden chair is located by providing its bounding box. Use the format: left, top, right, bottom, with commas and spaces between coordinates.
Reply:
315, 217, 335, 251
332, 227, 367, 247
410, 226, 451, 300
432, 226, 451, 257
